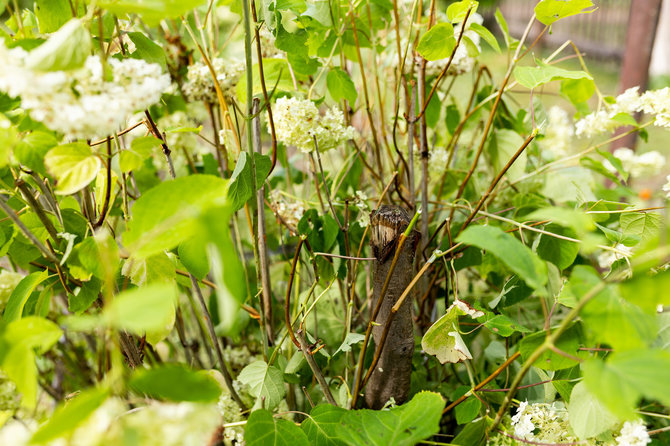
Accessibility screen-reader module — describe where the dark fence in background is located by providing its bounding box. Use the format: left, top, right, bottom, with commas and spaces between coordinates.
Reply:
486, 0, 631, 64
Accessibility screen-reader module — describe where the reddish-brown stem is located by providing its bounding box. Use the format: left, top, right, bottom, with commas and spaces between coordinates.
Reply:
457, 131, 537, 235
285, 238, 305, 349
443, 351, 521, 413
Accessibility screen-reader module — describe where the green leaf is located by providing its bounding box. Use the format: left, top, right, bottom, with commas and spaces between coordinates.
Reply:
519, 325, 581, 371
620, 211, 661, 244
34, 0, 72, 33
514, 61, 592, 90
301, 405, 348, 446
455, 393, 481, 424
237, 59, 294, 104
567, 382, 617, 440
178, 239, 209, 279
103, 283, 177, 334
535, 0, 596, 26
246, 409, 310, 446
487, 128, 526, 182
523, 206, 595, 235
98, 0, 208, 26
120, 136, 161, 173
537, 224, 580, 270
298, 210, 339, 252
327, 68, 357, 105
228, 152, 272, 211
15, 131, 59, 175
447, 0, 478, 23
584, 350, 670, 419
121, 252, 176, 286
338, 391, 445, 446
416, 23, 456, 61
560, 78, 595, 105
44, 142, 102, 195
302, 0, 333, 27
452, 417, 487, 445
0, 317, 62, 409
494, 8, 510, 48
421, 301, 482, 363
127, 32, 167, 70
480, 313, 531, 337
333, 333, 365, 356
619, 270, 670, 313
198, 207, 248, 336
30, 387, 109, 443
122, 175, 229, 258
238, 360, 286, 411
457, 225, 547, 290
581, 282, 656, 351
469, 23, 500, 53
26, 19, 92, 71
1, 270, 48, 325
68, 278, 102, 314
129, 365, 222, 402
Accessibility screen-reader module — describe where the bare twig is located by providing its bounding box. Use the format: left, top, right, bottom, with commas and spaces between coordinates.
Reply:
296, 329, 338, 406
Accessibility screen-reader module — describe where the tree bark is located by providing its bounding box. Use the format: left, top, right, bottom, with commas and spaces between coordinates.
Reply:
611, 0, 662, 152
364, 205, 419, 409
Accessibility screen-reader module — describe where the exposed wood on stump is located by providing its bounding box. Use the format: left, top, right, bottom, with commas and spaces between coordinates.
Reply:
364, 205, 419, 409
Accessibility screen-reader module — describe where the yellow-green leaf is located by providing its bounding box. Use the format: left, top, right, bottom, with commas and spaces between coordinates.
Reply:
45, 142, 101, 195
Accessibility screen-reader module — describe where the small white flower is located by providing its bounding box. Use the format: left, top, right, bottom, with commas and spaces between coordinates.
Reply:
425, 13, 484, 77
616, 420, 651, 446
0, 45, 170, 139
540, 106, 574, 158
273, 96, 356, 153
598, 243, 633, 270
183, 58, 244, 103
662, 175, 670, 198
607, 148, 666, 178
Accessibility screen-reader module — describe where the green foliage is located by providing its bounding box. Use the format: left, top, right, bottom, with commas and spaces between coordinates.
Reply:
416, 23, 456, 61
44, 142, 102, 195
129, 365, 222, 402
238, 360, 286, 411
535, 0, 596, 25
245, 409, 310, 446
299, 392, 445, 446
98, 0, 208, 26
514, 61, 592, 90
457, 225, 547, 290
26, 19, 91, 71
0, 0, 668, 443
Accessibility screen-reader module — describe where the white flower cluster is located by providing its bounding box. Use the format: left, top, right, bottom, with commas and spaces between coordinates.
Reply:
575, 86, 670, 138
511, 401, 578, 443
269, 189, 305, 230
541, 106, 575, 158
183, 58, 244, 103
258, 25, 282, 59
0, 46, 170, 140
429, 146, 450, 176
616, 420, 651, 446
218, 392, 245, 445
597, 243, 633, 271
273, 96, 357, 153
606, 147, 666, 178
663, 175, 670, 198
425, 13, 483, 77
0, 398, 222, 446
353, 190, 371, 227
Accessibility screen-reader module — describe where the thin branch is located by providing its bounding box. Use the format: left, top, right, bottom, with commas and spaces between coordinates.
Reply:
189, 275, 247, 411
296, 329, 338, 406
0, 195, 59, 263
